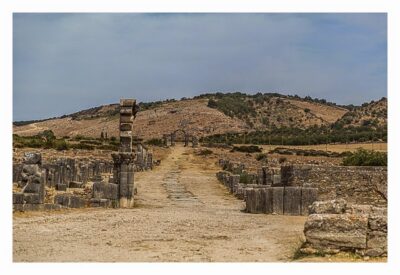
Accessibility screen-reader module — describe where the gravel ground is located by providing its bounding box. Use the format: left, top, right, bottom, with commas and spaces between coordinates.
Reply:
13, 146, 306, 262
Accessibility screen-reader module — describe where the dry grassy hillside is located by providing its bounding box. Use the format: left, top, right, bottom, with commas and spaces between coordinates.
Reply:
334, 97, 387, 129
249, 97, 347, 129
13, 94, 385, 140
13, 99, 249, 139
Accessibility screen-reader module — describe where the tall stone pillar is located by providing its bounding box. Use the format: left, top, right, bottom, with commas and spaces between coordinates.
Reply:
111, 98, 137, 208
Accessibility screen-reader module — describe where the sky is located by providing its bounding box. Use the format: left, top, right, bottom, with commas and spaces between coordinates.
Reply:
13, 13, 387, 121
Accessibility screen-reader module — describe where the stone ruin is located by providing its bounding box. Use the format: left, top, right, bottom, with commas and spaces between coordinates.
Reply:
162, 129, 199, 148
12, 98, 146, 211
13, 152, 46, 210
92, 98, 138, 208
216, 158, 388, 256
216, 160, 317, 216
216, 158, 388, 216
302, 199, 387, 257
134, 140, 153, 171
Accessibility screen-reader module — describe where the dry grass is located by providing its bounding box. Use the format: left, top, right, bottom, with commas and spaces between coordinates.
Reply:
284, 98, 348, 124
260, 143, 387, 153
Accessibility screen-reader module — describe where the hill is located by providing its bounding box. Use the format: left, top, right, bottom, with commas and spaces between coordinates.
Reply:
333, 97, 387, 129
13, 92, 386, 141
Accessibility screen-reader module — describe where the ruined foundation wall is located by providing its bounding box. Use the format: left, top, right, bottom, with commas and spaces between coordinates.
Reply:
282, 165, 387, 206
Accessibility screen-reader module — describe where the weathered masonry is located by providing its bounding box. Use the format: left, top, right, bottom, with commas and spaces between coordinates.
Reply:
92, 99, 138, 208
302, 199, 387, 257
216, 159, 387, 216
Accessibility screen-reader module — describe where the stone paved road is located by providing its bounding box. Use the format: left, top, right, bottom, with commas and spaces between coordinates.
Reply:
13, 145, 306, 262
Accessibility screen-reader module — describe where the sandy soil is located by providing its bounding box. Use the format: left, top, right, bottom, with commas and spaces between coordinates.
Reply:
13, 145, 306, 262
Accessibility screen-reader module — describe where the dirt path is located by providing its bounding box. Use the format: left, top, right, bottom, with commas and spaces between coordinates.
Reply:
13, 146, 306, 262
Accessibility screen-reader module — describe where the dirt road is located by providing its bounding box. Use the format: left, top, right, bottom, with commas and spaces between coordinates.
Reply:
13, 146, 306, 262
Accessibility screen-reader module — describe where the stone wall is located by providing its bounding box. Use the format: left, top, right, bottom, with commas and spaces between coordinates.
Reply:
302, 199, 387, 257
13, 158, 114, 188
282, 165, 387, 206
216, 170, 317, 216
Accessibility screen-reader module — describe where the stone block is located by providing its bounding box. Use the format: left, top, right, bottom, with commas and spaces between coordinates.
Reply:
309, 199, 347, 214
257, 188, 267, 213
56, 183, 67, 191
54, 194, 69, 206
272, 175, 281, 186
23, 204, 42, 211
69, 181, 83, 188
120, 106, 133, 115
13, 204, 24, 211
120, 123, 132, 131
120, 99, 135, 107
368, 214, 387, 233
120, 130, 133, 138
366, 230, 387, 255
301, 187, 318, 215
92, 182, 118, 200
304, 214, 368, 250
271, 187, 284, 214
13, 193, 24, 204
23, 193, 41, 204
246, 188, 264, 213
22, 181, 40, 193
281, 165, 294, 186
345, 204, 373, 215
284, 187, 302, 215
69, 196, 86, 208
120, 114, 133, 123
264, 187, 273, 214
245, 188, 254, 213
54, 194, 86, 208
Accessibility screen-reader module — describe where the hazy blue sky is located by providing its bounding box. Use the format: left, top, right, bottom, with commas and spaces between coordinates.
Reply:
13, 13, 387, 121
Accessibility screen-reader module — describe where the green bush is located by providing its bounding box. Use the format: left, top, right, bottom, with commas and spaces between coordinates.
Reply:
53, 139, 69, 151
69, 143, 94, 150
145, 138, 164, 146
342, 149, 387, 166
97, 144, 118, 151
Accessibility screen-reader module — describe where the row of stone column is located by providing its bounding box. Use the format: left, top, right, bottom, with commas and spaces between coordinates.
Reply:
14, 159, 114, 188
162, 133, 199, 147
134, 143, 153, 171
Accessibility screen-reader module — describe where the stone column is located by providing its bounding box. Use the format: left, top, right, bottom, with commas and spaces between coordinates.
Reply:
111, 98, 137, 208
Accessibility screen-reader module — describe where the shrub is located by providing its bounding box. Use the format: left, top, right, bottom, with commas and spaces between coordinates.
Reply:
342, 149, 387, 166
69, 143, 94, 150
53, 139, 69, 151
256, 153, 268, 161
146, 138, 164, 146
97, 144, 118, 151
80, 140, 102, 145
231, 145, 262, 153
